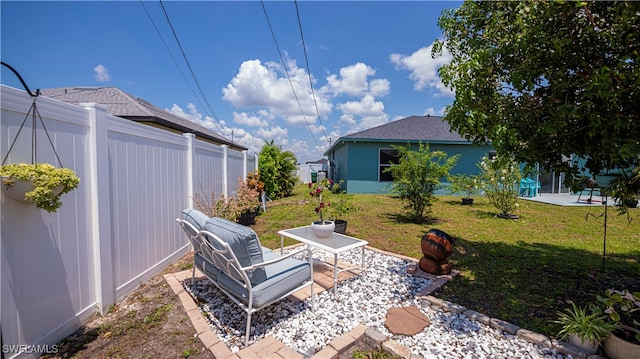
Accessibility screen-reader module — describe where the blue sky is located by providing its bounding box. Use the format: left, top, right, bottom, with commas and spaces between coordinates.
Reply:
1, 1, 459, 164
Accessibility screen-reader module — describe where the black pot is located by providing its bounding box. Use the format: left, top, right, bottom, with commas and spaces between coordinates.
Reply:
624, 198, 638, 208
333, 219, 347, 234
238, 208, 259, 226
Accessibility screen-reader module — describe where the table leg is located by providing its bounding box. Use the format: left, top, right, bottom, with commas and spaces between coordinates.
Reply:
280, 235, 284, 255
333, 253, 338, 297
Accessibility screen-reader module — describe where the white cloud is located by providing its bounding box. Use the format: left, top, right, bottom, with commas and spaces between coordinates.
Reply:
219, 58, 396, 163
338, 95, 385, 117
423, 107, 445, 116
168, 103, 230, 142
290, 139, 312, 164
338, 95, 388, 132
424, 107, 436, 116
316, 128, 341, 154
309, 123, 327, 135
168, 103, 269, 156
369, 78, 391, 97
323, 62, 389, 98
390, 42, 453, 96
256, 125, 289, 145
219, 123, 265, 155
168, 103, 202, 122
93, 64, 111, 82
325, 62, 374, 96
232, 111, 270, 127
222, 59, 332, 126
339, 114, 357, 127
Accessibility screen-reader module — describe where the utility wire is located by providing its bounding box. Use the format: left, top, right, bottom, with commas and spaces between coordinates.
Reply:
294, 0, 327, 140
260, 0, 318, 147
158, 0, 227, 135
140, 1, 209, 123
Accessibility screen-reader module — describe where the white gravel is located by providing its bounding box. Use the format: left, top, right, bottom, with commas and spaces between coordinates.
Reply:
185, 248, 566, 358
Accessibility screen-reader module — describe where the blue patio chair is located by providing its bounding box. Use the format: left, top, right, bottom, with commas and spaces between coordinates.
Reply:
176, 209, 314, 347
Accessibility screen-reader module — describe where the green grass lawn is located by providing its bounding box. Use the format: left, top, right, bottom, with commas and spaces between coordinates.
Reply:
251, 184, 640, 337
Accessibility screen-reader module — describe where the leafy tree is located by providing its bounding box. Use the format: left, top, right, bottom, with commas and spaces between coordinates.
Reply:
385, 143, 459, 223
258, 140, 298, 199
434, 1, 640, 211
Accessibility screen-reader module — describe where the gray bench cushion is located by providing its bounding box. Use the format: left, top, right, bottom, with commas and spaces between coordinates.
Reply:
217, 252, 311, 307
203, 217, 265, 284
180, 208, 209, 232
194, 247, 274, 284
194, 252, 223, 281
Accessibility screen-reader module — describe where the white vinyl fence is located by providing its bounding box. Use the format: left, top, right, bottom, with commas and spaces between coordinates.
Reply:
0, 85, 256, 358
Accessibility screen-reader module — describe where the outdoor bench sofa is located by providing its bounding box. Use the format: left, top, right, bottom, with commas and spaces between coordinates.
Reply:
176, 208, 314, 346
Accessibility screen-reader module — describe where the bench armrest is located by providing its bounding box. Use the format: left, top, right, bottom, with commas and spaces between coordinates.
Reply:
244, 247, 313, 271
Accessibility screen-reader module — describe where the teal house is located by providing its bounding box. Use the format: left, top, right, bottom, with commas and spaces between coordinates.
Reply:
323, 115, 494, 194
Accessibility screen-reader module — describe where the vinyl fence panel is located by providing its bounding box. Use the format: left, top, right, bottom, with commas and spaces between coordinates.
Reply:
1, 85, 251, 358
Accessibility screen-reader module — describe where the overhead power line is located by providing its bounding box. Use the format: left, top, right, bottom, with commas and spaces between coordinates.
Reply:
294, 0, 327, 140
157, 0, 227, 135
140, 1, 208, 121
260, 0, 318, 147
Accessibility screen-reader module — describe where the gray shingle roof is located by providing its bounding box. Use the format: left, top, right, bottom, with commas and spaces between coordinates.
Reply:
343, 115, 466, 142
39, 87, 245, 150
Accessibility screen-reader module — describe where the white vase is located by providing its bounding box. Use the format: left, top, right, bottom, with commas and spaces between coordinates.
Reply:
568, 334, 599, 354
311, 220, 335, 238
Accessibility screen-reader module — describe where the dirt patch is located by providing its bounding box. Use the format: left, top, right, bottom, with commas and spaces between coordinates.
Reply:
43, 252, 214, 359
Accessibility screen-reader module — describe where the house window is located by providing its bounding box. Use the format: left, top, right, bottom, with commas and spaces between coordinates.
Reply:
379, 148, 399, 182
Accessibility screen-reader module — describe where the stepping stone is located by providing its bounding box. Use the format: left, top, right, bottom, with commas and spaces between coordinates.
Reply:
384, 306, 431, 336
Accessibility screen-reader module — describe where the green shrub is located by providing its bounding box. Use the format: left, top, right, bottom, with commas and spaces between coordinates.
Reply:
258, 140, 298, 199
384, 143, 459, 222
477, 154, 523, 217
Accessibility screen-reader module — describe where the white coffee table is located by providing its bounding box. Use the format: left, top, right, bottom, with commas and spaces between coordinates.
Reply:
278, 226, 368, 297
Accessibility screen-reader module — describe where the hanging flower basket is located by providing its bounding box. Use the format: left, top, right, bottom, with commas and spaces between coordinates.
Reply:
0, 64, 81, 213
1, 163, 80, 212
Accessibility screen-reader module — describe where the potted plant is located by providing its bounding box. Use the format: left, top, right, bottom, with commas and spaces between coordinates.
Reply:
192, 175, 262, 226
595, 289, 640, 359
193, 190, 236, 221
246, 170, 266, 210
447, 173, 479, 205
235, 175, 262, 226
308, 178, 334, 237
553, 301, 617, 354
325, 180, 355, 234
1, 163, 80, 213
